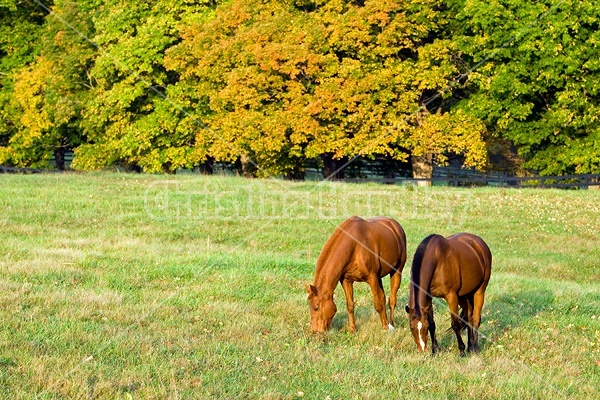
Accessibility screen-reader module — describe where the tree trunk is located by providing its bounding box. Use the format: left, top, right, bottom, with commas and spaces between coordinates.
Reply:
236, 154, 257, 178
411, 153, 433, 187
284, 162, 305, 180
53, 148, 66, 171
321, 153, 348, 180
197, 156, 214, 175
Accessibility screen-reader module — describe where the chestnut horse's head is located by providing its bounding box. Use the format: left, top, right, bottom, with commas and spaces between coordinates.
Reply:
405, 304, 429, 352
306, 284, 337, 333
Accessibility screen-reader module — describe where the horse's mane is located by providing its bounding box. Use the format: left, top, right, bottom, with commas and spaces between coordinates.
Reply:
410, 234, 438, 310
314, 216, 362, 277
411, 234, 437, 278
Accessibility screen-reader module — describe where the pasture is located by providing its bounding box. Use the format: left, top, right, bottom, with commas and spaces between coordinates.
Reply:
0, 173, 599, 399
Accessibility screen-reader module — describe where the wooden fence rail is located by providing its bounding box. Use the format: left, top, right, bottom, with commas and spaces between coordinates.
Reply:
0, 166, 64, 174
343, 174, 600, 189
1, 164, 599, 189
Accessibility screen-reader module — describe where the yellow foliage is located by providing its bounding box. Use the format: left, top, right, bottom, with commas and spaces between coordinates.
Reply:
164, 0, 489, 175
13, 56, 55, 141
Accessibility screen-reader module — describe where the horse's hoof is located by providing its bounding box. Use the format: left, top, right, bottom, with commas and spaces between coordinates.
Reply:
459, 351, 467, 357
388, 323, 395, 332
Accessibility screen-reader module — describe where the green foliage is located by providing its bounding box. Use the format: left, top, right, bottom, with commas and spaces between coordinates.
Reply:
449, 0, 600, 174
73, 1, 214, 173
4, 0, 96, 168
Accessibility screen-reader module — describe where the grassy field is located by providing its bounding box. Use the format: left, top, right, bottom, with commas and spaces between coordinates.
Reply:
0, 172, 599, 399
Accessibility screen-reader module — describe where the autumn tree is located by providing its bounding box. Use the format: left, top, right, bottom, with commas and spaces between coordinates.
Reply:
0, 0, 50, 165
5, 0, 96, 169
1, 0, 491, 176
166, 0, 489, 179
166, 1, 331, 178
310, 0, 489, 178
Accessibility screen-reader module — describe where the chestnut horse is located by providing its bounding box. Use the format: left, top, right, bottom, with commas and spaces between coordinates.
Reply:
306, 216, 406, 333
405, 233, 492, 356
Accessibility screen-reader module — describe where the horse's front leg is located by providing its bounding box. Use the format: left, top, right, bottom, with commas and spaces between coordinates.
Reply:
367, 275, 389, 329
446, 293, 467, 356
426, 306, 439, 354
341, 278, 357, 332
388, 272, 401, 328
459, 298, 472, 352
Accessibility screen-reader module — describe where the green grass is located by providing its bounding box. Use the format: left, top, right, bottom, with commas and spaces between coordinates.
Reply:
0, 172, 599, 399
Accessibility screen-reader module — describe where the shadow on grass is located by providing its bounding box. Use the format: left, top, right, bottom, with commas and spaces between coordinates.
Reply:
331, 313, 348, 332
479, 288, 555, 347
392, 288, 556, 354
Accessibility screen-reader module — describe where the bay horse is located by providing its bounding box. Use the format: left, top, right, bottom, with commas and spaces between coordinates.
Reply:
306, 216, 406, 333
405, 233, 492, 356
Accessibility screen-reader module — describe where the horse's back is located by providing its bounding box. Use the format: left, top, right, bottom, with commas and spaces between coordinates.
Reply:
369, 217, 406, 240
338, 216, 405, 249
368, 216, 405, 241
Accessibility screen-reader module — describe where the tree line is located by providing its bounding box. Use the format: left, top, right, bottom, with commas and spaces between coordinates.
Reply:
1, 0, 598, 179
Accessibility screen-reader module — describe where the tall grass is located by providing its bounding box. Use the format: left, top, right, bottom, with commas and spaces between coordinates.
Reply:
0, 173, 598, 398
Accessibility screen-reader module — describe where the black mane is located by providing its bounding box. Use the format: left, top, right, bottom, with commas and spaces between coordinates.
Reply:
411, 234, 437, 289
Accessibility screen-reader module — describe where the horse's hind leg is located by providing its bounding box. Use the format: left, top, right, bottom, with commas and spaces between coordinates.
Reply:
388, 272, 401, 328
341, 278, 357, 332
368, 275, 389, 329
470, 289, 486, 353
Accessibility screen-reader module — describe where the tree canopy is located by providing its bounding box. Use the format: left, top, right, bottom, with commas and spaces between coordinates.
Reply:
0, 0, 598, 177
448, 0, 600, 175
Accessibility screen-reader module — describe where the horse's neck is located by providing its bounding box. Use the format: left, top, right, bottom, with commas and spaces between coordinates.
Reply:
313, 238, 350, 297
314, 264, 342, 298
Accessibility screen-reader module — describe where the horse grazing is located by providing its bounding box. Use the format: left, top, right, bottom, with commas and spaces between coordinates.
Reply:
405, 233, 492, 356
306, 216, 406, 333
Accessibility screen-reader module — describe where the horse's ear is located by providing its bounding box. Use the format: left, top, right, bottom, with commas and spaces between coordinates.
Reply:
404, 304, 410, 314
306, 284, 318, 296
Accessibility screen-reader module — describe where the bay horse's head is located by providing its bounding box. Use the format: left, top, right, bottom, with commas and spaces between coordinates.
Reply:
405, 304, 429, 352
306, 284, 337, 333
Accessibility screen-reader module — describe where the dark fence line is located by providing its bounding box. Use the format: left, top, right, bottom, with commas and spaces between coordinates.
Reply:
342, 173, 600, 189
2, 164, 599, 189
0, 166, 64, 174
